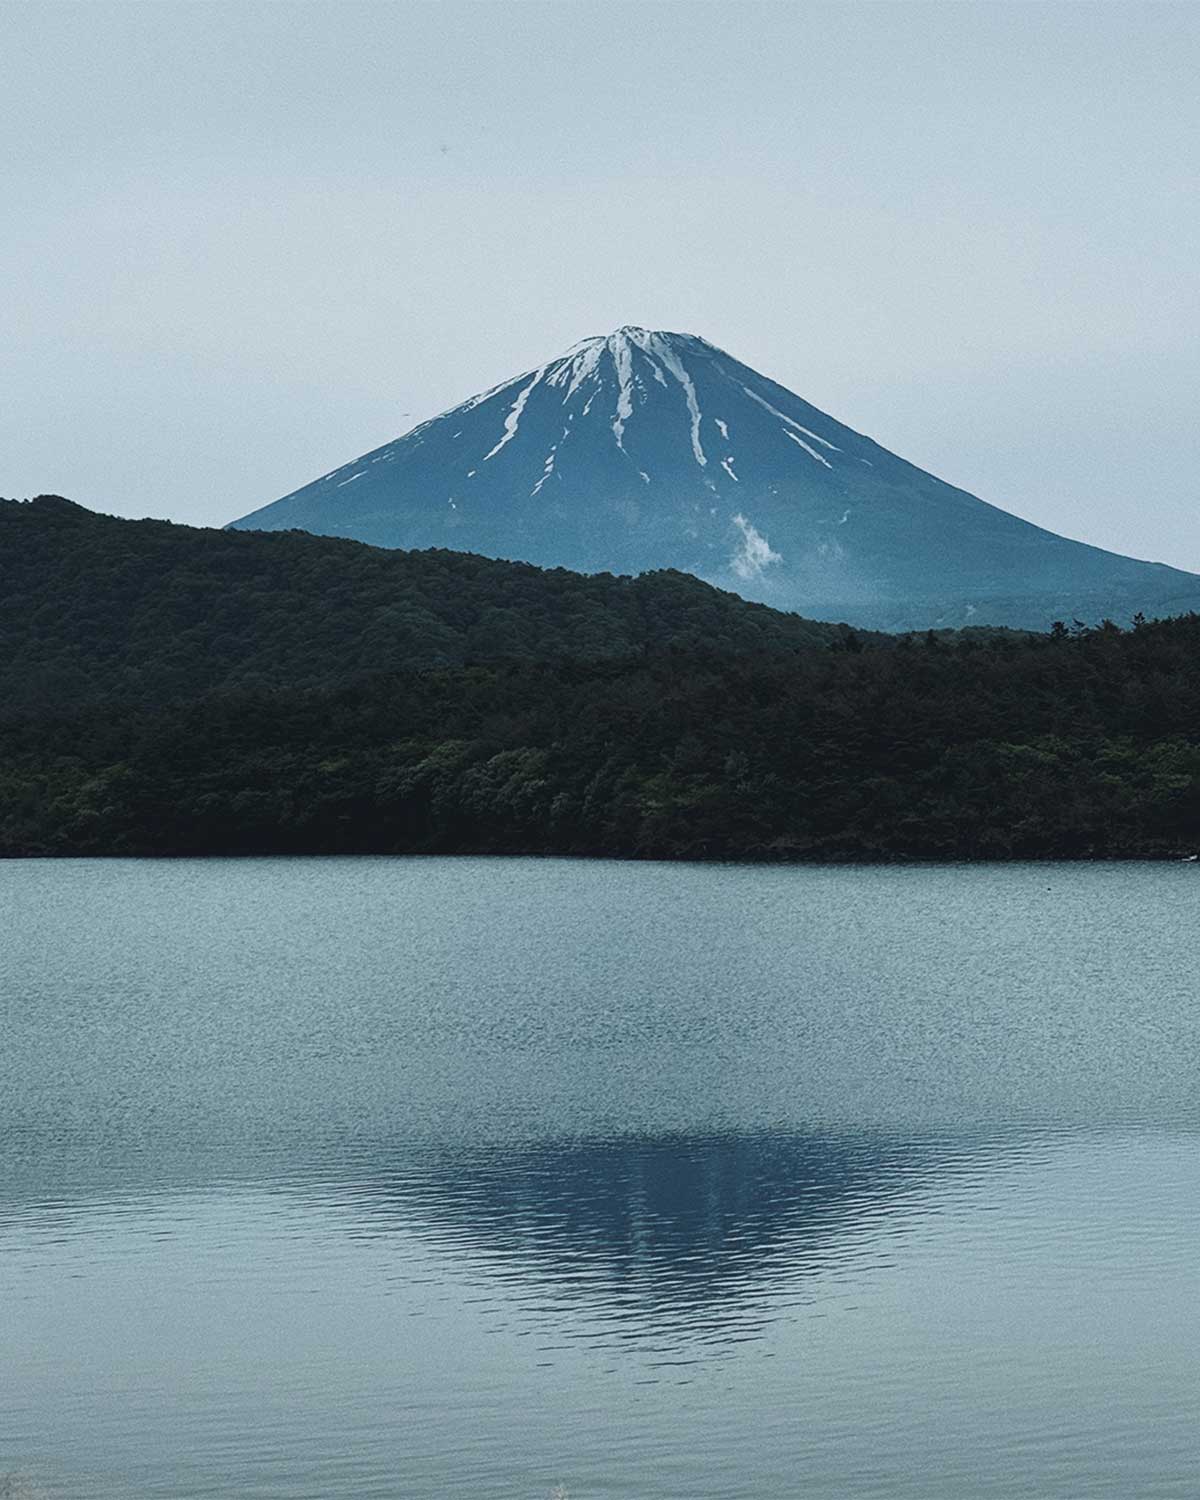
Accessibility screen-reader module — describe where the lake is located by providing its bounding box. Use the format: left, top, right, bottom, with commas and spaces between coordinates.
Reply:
2, 857, 1198, 1499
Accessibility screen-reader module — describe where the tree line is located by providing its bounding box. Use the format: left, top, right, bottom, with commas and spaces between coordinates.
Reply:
4, 496, 1198, 860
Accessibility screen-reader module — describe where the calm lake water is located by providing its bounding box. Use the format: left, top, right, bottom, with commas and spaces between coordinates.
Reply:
2, 857, 1198, 1499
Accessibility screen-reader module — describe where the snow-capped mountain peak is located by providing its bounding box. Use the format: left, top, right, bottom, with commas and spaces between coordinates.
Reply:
471, 326, 844, 486
229, 328, 1200, 631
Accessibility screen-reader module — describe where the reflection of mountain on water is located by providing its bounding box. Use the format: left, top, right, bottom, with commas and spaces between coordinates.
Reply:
0, 1122, 1026, 1348
331, 1129, 1005, 1326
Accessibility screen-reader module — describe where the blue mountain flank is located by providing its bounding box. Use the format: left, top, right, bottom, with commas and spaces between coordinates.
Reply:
230, 328, 1200, 631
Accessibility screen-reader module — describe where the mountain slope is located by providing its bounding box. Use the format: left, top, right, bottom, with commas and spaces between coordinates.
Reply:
0, 496, 850, 711
230, 327, 1200, 631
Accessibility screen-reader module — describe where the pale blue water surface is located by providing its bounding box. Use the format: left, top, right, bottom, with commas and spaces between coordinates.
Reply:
2, 857, 1198, 1499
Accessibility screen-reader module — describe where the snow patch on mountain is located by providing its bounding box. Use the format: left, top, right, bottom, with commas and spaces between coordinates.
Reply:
548, 337, 605, 400
484, 366, 546, 462
535, 326, 722, 469
632, 329, 707, 467
531, 426, 571, 497
741, 385, 838, 467
784, 429, 834, 468
611, 335, 635, 451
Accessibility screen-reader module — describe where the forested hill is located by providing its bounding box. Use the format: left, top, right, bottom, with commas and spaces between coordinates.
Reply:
3, 496, 1199, 861
0, 497, 848, 709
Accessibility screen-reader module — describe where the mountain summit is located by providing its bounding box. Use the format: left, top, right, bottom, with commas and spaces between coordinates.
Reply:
230, 328, 1200, 629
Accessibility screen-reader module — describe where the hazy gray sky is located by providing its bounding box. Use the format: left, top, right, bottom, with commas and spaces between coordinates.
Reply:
3, 0, 1198, 568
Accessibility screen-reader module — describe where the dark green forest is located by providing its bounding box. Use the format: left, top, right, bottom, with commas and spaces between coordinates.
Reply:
3, 497, 1199, 860
0, 496, 847, 709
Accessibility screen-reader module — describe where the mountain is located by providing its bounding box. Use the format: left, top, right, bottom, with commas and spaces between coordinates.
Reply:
230, 327, 1200, 631
0, 496, 851, 711
5, 499, 1200, 863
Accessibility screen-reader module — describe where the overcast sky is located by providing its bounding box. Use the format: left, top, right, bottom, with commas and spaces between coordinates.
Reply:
3, 0, 1198, 568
